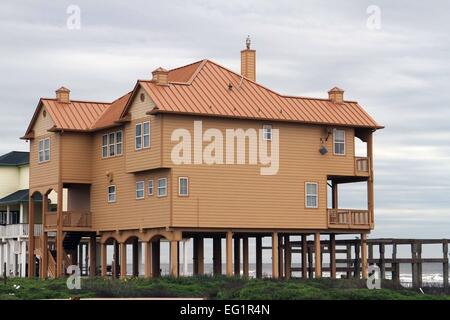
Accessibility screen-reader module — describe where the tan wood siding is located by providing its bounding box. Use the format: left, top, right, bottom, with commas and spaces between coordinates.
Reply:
125, 89, 162, 173
163, 115, 355, 229
61, 133, 92, 183
29, 109, 59, 190
90, 129, 170, 231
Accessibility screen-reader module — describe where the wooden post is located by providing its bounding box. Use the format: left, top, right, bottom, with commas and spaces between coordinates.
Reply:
144, 242, 152, 278
417, 242, 423, 288
56, 185, 64, 277
101, 242, 107, 277
379, 244, 385, 279
392, 243, 399, 283
234, 236, 240, 276
272, 232, 279, 279
314, 232, 321, 278
120, 242, 127, 279
170, 240, 178, 277
27, 196, 35, 278
443, 240, 448, 289
302, 235, 308, 279
354, 239, 360, 278
330, 234, 336, 279
213, 236, 222, 276
89, 235, 97, 277
113, 241, 120, 278
361, 234, 368, 279
308, 244, 313, 279
285, 235, 291, 279
332, 182, 338, 209
193, 236, 204, 275
367, 133, 374, 226
346, 244, 352, 278
132, 238, 139, 277
255, 236, 262, 279
41, 232, 48, 279
278, 234, 283, 278
243, 237, 249, 278
226, 231, 233, 276
152, 240, 160, 277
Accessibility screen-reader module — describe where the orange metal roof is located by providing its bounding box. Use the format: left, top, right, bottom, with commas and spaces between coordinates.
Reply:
24, 58, 381, 139
138, 60, 382, 129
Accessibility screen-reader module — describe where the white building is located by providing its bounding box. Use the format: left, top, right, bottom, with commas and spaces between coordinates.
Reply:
0, 151, 42, 277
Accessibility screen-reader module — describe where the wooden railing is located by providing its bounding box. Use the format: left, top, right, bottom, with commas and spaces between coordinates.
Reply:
355, 157, 370, 175
328, 209, 370, 228
45, 211, 91, 228
0, 223, 43, 237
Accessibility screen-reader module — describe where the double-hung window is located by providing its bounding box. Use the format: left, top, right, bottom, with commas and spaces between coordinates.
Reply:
102, 135, 108, 158
178, 177, 189, 196
109, 132, 116, 157
116, 131, 123, 155
305, 182, 318, 208
148, 180, 154, 196
108, 185, 116, 203
333, 129, 345, 155
38, 138, 50, 163
158, 178, 167, 197
263, 124, 272, 141
136, 181, 145, 199
135, 121, 150, 150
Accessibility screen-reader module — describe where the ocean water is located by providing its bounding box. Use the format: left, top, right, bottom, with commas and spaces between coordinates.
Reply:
125, 262, 449, 287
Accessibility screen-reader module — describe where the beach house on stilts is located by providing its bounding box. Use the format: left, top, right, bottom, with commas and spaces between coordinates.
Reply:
21, 38, 383, 279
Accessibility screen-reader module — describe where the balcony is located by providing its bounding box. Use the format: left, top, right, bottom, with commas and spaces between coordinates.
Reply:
0, 223, 43, 238
45, 211, 92, 229
327, 209, 371, 229
354, 157, 370, 176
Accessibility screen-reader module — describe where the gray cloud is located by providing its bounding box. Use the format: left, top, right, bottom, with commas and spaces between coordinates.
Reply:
1, 0, 449, 239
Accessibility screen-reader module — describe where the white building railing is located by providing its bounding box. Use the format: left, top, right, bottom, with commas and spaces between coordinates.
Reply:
0, 223, 43, 238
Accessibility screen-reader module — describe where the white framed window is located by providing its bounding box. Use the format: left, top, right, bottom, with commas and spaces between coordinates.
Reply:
148, 179, 154, 196
143, 121, 150, 148
102, 134, 108, 158
38, 138, 50, 163
136, 181, 145, 199
135, 123, 142, 150
305, 182, 318, 208
109, 132, 115, 157
178, 177, 189, 196
263, 124, 272, 141
157, 178, 167, 197
108, 185, 116, 203
116, 131, 123, 155
333, 129, 345, 155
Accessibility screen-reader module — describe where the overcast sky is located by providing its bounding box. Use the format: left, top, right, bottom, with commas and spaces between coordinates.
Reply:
1, 0, 449, 242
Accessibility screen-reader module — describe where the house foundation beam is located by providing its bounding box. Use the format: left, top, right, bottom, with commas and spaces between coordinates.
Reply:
314, 232, 321, 278
272, 232, 279, 279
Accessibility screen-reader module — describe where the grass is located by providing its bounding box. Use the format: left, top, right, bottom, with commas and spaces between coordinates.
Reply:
0, 276, 449, 300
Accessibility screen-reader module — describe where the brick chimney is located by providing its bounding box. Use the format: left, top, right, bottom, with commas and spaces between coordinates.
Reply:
152, 67, 169, 86
328, 87, 344, 104
240, 36, 256, 81
56, 86, 70, 103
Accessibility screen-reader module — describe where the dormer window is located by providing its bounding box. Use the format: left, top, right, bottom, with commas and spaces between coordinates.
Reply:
333, 129, 345, 155
38, 138, 50, 163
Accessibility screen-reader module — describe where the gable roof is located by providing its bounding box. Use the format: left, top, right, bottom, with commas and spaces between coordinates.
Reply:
132, 59, 382, 129
0, 151, 29, 166
24, 58, 382, 139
